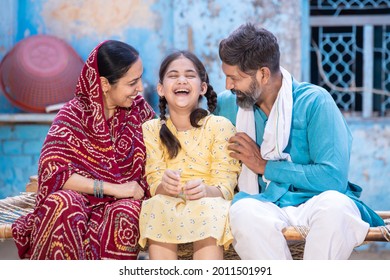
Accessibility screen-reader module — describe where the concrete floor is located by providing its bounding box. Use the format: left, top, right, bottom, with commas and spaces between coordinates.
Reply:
0, 239, 19, 260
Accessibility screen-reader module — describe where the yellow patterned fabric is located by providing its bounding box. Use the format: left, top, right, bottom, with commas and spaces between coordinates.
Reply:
139, 115, 241, 249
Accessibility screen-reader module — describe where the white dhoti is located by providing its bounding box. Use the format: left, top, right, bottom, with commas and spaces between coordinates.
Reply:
229, 190, 370, 260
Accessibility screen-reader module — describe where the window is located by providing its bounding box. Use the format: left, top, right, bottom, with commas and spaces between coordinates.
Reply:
309, 0, 390, 117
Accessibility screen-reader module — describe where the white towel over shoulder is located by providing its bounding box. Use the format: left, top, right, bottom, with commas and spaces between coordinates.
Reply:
236, 67, 293, 194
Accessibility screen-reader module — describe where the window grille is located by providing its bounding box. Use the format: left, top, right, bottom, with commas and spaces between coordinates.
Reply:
309, 0, 390, 117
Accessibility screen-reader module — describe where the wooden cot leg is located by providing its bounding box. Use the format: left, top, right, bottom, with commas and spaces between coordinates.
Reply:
0, 224, 12, 240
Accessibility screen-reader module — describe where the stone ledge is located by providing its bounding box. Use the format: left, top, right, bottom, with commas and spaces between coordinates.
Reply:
0, 114, 56, 123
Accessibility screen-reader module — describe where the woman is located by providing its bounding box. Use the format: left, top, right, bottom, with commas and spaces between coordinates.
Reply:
139, 50, 241, 259
11, 40, 155, 259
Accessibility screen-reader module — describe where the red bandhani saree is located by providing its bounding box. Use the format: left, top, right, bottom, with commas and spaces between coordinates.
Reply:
11, 41, 155, 259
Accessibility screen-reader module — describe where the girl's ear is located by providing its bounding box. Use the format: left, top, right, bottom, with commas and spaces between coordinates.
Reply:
200, 82, 208, 96
100, 77, 110, 93
157, 83, 164, 97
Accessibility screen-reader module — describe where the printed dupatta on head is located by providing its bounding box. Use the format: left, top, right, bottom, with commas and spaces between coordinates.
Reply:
36, 41, 155, 205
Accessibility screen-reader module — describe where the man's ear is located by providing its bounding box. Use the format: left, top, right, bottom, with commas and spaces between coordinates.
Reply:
157, 83, 164, 97
256, 67, 271, 84
100, 77, 110, 93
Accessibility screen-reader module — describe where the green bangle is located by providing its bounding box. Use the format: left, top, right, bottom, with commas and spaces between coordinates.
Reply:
93, 179, 98, 197
93, 179, 104, 198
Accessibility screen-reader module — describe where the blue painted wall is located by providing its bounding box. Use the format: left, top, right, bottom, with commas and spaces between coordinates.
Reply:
0, 124, 49, 198
1, 0, 303, 113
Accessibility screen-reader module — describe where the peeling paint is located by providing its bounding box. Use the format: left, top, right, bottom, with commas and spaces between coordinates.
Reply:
187, 26, 194, 52
172, 0, 301, 93
41, 0, 157, 40
0, 0, 17, 60
207, 0, 221, 17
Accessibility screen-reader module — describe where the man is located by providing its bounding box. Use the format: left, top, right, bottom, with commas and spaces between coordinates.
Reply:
215, 22, 384, 260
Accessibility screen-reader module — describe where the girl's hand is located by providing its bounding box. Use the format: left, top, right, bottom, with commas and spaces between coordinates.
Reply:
160, 169, 182, 196
183, 179, 207, 200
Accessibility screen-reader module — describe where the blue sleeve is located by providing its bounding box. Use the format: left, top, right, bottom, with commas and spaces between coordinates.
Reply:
264, 91, 351, 193
215, 90, 238, 126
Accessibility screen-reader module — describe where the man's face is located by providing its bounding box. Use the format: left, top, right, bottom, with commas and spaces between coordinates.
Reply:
221, 62, 262, 109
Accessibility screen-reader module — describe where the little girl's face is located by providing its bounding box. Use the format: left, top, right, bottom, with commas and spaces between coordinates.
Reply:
158, 56, 207, 112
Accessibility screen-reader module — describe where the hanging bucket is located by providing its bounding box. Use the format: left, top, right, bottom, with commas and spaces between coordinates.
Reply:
0, 35, 83, 113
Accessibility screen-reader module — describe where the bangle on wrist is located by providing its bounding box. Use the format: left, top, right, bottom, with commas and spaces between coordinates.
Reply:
93, 179, 104, 198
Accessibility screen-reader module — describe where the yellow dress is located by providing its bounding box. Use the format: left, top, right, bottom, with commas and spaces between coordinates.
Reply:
139, 115, 241, 250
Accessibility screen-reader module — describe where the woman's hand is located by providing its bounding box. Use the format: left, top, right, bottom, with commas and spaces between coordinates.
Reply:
63, 174, 145, 200
111, 181, 145, 200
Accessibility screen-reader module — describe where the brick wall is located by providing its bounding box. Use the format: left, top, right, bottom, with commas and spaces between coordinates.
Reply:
0, 124, 49, 198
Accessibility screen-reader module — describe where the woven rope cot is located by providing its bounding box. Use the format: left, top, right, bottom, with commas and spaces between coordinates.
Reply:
1, 176, 389, 260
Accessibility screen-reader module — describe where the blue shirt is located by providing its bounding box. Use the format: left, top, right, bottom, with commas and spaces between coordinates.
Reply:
215, 79, 384, 227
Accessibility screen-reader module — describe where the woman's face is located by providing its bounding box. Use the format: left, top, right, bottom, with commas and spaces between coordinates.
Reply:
104, 57, 144, 109
158, 56, 207, 112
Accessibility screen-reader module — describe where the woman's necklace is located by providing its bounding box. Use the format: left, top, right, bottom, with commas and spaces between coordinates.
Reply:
109, 116, 116, 143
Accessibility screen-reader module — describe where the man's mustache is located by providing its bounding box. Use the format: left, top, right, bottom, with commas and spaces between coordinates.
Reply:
231, 89, 245, 96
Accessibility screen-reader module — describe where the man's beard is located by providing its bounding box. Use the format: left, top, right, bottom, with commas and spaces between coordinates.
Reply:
232, 78, 261, 109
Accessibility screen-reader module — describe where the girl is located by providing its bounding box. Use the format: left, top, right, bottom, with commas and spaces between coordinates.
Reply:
139, 50, 241, 259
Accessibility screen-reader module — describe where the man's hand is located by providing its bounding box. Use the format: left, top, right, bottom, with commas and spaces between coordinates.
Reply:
228, 132, 267, 174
